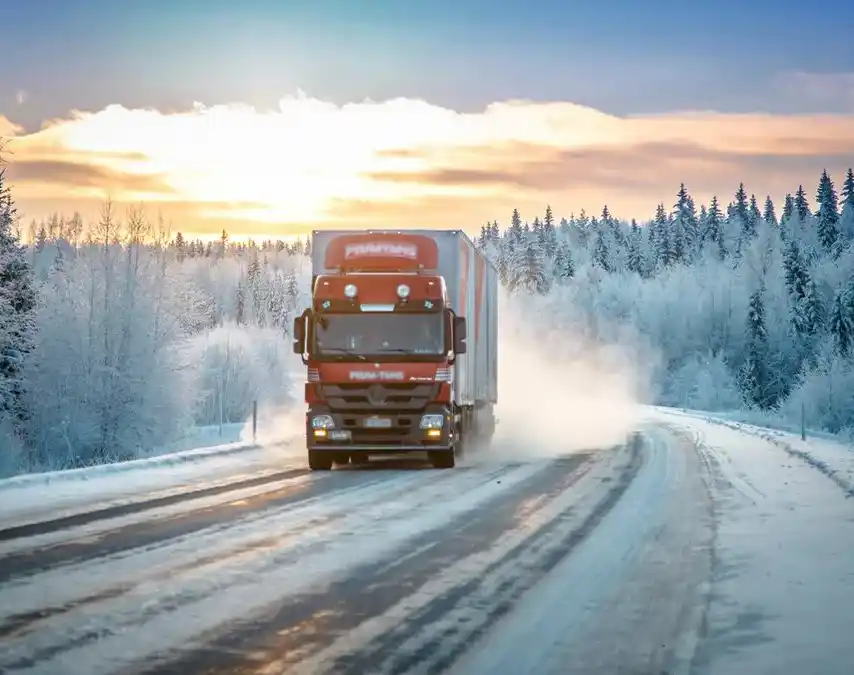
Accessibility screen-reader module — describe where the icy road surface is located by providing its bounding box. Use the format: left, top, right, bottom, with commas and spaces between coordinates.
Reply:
1, 412, 853, 674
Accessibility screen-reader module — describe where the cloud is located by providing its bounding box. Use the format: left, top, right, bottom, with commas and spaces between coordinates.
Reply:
367, 139, 854, 194
8, 159, 172, 194
1, 92, 853, 237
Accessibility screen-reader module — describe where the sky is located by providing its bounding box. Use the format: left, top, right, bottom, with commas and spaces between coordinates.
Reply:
1, 0, 853, 240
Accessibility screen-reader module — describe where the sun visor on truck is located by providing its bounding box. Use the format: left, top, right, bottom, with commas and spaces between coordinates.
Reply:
324, 233, 439, 272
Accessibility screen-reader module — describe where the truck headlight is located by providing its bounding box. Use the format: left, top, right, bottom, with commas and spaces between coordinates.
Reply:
311, 414, 334, 429
344, 284, 358, 298
419, 414, 444, 429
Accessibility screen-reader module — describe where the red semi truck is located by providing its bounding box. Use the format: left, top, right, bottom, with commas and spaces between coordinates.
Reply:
292, 229, 498, 469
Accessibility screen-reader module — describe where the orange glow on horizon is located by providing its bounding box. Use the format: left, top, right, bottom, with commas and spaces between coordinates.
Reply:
2, 94, 853, 239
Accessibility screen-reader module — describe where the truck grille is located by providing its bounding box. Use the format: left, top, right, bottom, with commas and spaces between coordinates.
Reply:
338, 415, 418, 446
318, 383, 439, 412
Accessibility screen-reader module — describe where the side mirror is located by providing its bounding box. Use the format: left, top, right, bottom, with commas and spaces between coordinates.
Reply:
292, 309, 308, 355
453, 316, 467, 355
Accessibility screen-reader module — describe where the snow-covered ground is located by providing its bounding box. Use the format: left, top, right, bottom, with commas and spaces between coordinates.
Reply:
0, 426, 305, 530
657, 406, 854, 495
147, 422, 247, 454
650, 407, 854, 674
2, 407, 853, 674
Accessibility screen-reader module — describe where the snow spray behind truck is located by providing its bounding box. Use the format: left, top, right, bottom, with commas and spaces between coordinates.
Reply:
292, 230, 498, 470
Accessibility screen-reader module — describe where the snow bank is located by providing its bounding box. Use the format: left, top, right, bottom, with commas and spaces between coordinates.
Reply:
148, 422, 246, 454
0, 439, 257, 491
649, 410, 854, 675
652, 406, 854, 496
0, 436, 302, 529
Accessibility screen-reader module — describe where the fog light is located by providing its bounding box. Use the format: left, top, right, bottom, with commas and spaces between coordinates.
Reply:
313, 429, 327, 438
426, 429, 441, 438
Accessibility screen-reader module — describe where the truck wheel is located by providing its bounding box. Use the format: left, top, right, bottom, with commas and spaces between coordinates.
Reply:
308, 450, 333, 471
350, 452, 370, 465
332, 452, 350, 466
428, 451, 455, 469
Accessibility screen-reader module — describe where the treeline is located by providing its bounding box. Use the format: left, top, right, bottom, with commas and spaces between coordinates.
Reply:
2, 160, 853, 476
1, 178, 311, 475
477, 169, 854, 434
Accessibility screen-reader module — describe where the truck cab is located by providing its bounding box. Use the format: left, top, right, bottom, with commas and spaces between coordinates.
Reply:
292, 232, 474, 470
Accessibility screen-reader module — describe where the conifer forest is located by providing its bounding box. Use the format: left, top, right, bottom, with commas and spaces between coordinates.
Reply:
1, 162, 853, 475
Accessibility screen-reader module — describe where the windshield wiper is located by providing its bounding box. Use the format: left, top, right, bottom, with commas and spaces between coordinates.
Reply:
320, 348, 367, 361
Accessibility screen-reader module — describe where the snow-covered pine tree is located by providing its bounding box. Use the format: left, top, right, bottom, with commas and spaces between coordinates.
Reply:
828, 280, 854, 358
746, 194, 761, 237
541, 205, 557, 258
733, 183, 749, 222
740, 286, 772, 408
513, 234, 550, 294
703, 196, 725, 258
592, 228, 612, 272
794, 185, 810, 221
652, 203, 671, 268
174, 231, 186, 261
793, 276, 824, 344
509, 208, 523, 240
574, 210, 591, 248
672, 184, 696, 262
494, 241, 510, 288
729, 184, 750, 256
781, 193, 794, 229
783, 238, 809, 302
553, 242, 575, 283
246, 252, 267, 326
684, 194, 699, 254
626, 225, 643, 275
815, 169, 840, 255
838, 168, 854, 244
478, 223, 489, 247
763, 196, 777, 227
0, 167, 37, 425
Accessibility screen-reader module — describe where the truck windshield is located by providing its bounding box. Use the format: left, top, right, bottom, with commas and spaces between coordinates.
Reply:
313, 313, 445, 357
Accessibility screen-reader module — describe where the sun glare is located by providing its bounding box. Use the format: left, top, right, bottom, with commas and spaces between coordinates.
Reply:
3, 93, 853, 234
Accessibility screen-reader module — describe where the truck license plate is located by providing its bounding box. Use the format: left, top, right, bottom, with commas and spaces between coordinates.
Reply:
364, 417, 392, 428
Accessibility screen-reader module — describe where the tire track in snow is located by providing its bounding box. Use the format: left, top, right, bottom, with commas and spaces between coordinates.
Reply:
0, 467, 310, 544
0, 460, 549, 674
284, 440, 642, 675
0, 470, 324, 582
142, 442, 639, 675
0, 466, 468, 637
0, 464, 459, 580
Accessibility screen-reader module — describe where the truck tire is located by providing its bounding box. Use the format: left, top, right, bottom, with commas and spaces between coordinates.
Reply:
428, 450, 455, 469
308, 450, 333, 471
332, 452, 350, 466
350, 452, 370, 465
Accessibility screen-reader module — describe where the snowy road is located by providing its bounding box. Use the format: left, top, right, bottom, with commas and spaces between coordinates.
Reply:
1, 414, 853, 674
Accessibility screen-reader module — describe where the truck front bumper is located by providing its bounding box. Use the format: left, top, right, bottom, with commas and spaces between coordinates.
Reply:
307, 406, 453, 453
